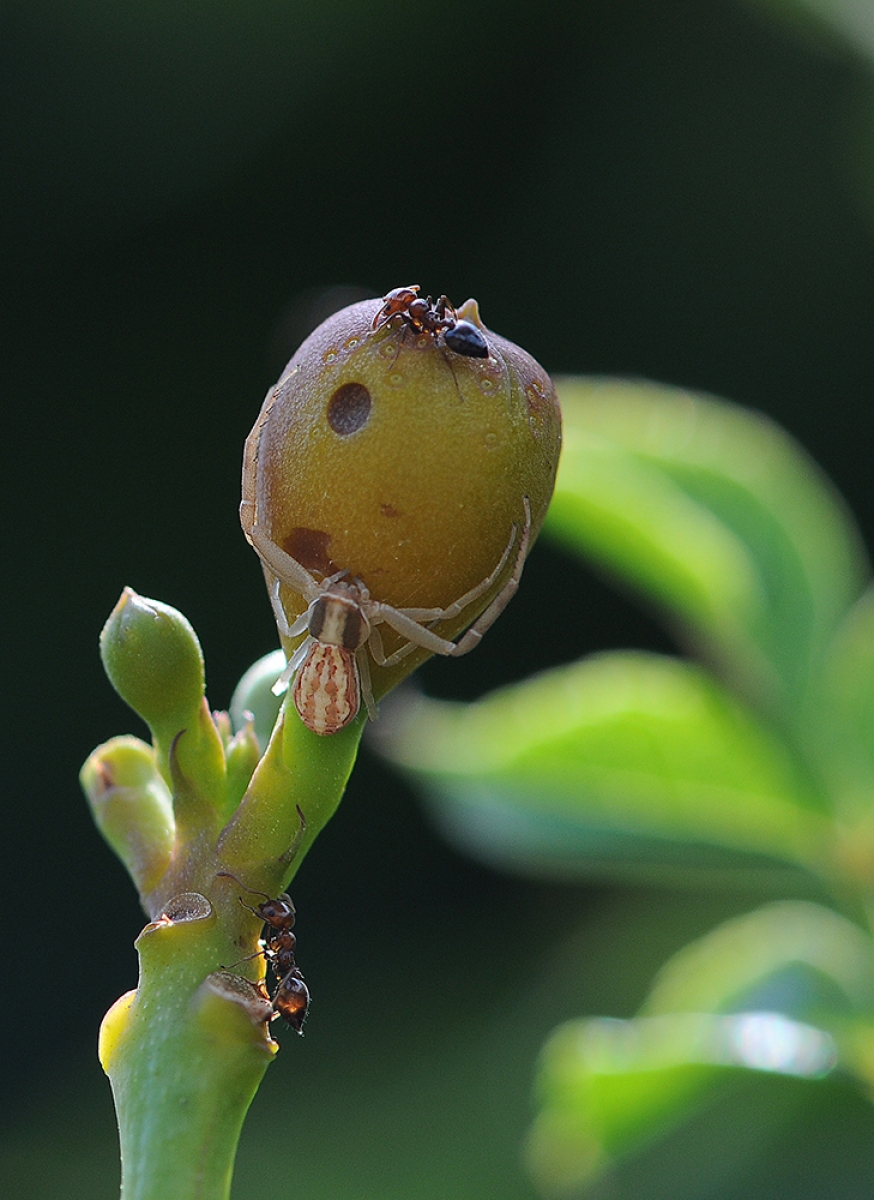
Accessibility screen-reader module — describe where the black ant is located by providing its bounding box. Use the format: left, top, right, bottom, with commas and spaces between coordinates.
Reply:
217, 871, 310, 1034
372, 285, 490, 358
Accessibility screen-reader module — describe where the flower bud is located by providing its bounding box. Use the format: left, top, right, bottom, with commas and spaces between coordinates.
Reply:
225, 716, 262, 809
80, 735, 175, 894
99, 588, 226, 814
101, 589, 205, 731
229, 649, 286, 751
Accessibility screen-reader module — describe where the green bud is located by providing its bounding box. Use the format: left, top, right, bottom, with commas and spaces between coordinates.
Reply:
80, 736, 175, 895
213, 709, 233, 748
225, 715, 262, 810
99, 588, 228, 828
230, 649, 286, 751
101, 588, 205, 731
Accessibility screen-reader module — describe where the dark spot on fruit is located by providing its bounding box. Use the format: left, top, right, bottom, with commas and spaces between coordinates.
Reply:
282, 527, 337, 575
327, 382, 372, 435
380, 503, 402, 518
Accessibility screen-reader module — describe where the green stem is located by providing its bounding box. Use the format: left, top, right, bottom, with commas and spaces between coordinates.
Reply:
100, 896, 276, 1200
216, 704, 366, 886
92, 704, 367, 1200
88, 596, 370, 1198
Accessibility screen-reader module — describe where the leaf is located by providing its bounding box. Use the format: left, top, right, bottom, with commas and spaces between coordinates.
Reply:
547, 378, 867, 717
379, 652, 829, 887
526, 1009, 838, 1196
525, 900, 874, 1195
805, 585, 874, 831
642, 900, 874, 1023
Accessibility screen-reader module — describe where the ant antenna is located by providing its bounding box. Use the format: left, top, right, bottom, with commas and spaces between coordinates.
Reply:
216, 870, 271, 902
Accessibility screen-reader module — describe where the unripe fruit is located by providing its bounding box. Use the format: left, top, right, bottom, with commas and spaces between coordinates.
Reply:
242, 290, 561, 730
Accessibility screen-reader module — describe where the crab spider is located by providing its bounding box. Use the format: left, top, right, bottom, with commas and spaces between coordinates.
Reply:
243, 498, 531, 736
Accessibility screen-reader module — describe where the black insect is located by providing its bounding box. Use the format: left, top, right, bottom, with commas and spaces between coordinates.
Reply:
372, 285, 489, 358
218, 871, 311, 1034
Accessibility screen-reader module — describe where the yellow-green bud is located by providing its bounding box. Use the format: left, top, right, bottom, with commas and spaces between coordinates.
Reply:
80, 735, 175, 894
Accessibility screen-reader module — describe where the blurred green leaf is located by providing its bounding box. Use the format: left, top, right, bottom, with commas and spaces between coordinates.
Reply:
526, 1009, 837, 1196
745, 0, 874, 63
379, 651, 830, 887
806, 585, 874, 831
547, 379, 867, 720
643, 900, 874, 1023
526, 899, 874, 1196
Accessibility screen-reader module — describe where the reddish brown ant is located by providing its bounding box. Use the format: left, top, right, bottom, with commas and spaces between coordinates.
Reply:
372, 285, 489, 359
371, 284, 421, 328
271, 967, 310, 1031
217, 871, 310, 1034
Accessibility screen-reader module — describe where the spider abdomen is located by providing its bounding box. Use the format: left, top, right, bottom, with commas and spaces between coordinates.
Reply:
293, 643, 360, 735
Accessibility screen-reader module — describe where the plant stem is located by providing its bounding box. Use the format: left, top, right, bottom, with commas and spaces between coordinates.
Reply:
100, 898, 276, 1200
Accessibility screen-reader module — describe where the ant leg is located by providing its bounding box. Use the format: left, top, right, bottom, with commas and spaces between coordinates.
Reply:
434, 295, 457, 322
438, 343, 464, 402
216, 871, 274, 924
221, 945, 268, 971
386, 323, 409, 373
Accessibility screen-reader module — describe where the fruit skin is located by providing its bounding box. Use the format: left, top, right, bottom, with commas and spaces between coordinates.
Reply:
243, 294, 561, 696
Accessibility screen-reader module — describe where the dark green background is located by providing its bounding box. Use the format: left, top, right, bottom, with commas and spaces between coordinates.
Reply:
4, 1, 874, 1195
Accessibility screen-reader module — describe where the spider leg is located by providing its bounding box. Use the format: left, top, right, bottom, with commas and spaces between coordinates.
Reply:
240, 384, 283, 543
390, 517, 518, 623
451, 495, 531, 656
374, 609, 469, 658
272, 636, 313, 697
367, 623, 424, 669
268, 574, 310, 639
323, 568, 351, 586
249, 524, 323, 601
355, 647, 379, 720
240, 497, 257, 543
374, 496, 531, 660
